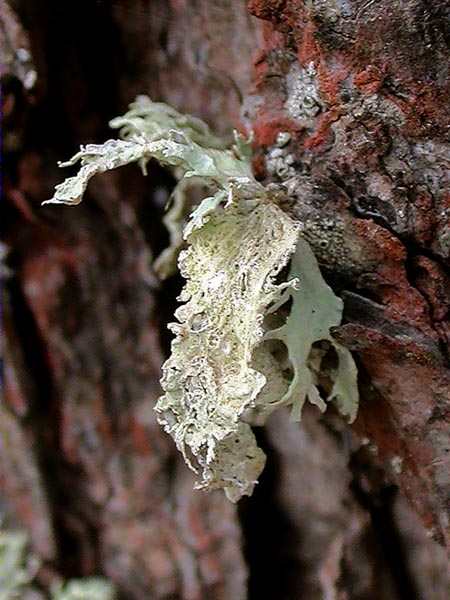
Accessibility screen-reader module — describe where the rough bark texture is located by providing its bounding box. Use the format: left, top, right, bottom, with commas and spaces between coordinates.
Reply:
2, 1, 449, 599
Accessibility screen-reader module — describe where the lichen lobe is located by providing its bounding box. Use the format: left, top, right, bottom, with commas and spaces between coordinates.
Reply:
156, 196, 299, 501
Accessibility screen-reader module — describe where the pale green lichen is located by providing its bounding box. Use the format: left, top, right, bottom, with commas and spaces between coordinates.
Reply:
153, 176, 210, 279
43, 97, 252, 208
262, 237, 359, 423
109, 95, 228, 151
51, 578, 116, 600
0, 530, 39, 600
46, 96, 359, 501
0, 529, 115, 600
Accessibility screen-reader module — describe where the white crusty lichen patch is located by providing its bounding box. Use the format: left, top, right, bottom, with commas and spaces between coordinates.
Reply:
46, 96, 359, 501
285, 62, 323, 121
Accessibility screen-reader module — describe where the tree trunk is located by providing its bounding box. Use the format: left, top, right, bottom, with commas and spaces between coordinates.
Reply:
2, 1, 449, 599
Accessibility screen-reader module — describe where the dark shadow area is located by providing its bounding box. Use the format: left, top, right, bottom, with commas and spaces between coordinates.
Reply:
350, 452, 420, 600
239, 428, 305, 600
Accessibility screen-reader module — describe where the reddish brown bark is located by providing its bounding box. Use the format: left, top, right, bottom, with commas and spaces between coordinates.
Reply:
245, 0, 450, 551
2, 1, 449, 598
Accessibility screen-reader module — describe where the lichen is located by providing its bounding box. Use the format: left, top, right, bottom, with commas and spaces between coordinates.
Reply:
0, 530, 38, 600
46, 96, 359, 501
157, 192, 299, 500
153, 176, 210, 280
43, 97, 252, 208
284, 62, 323, 121
0, 529, 115, 600
262, 237, 359, 423
51, 578, 116, 600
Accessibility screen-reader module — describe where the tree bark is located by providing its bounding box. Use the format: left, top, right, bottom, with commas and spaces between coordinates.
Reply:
2, 1, 449, 599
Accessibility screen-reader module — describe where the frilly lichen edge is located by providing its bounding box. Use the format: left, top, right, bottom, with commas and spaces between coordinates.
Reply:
44, 96, 359, 501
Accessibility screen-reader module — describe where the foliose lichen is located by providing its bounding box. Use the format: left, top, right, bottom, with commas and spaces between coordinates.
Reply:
158, 190, 299, 500
46, 96, 359, 501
